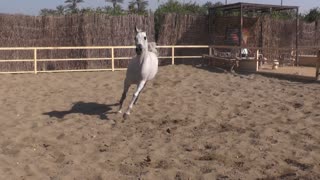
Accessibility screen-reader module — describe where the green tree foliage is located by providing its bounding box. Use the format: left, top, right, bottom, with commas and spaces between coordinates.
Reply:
154, 0, 223, 15
104, 5, 125, 15
155, 0, 199, 15
79, 6, 125, 15
38, 0, 225, 16
154, 0, 223, 40
56, 5, 66, 15
40, 8, 57, 16
200, 1, 224, 15
128, 0, 149, 14
105, 0, 124, 10
40, 0, 109, 16
40, 5, 65, 16
270, 10, 297, 20
105, 0, 124, 15
79, 7, 96, 14
304, 7, 320, 22
65, 0, 84, 14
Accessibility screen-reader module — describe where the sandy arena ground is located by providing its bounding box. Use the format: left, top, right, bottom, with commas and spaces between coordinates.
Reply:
0, 65, 319, 179
259, 65, 317, 78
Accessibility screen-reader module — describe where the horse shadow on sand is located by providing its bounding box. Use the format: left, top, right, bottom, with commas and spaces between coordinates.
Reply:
43, 101, 119, 120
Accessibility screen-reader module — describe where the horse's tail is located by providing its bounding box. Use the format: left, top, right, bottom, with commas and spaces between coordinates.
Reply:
148, 42, 159, 57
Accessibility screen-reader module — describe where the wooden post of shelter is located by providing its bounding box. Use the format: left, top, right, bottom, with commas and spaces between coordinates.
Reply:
295, 7, 299, 66
239, 4, 243, 57
256, 49, 260, 71
316, 50, 320, 80
209, 46, 212, 56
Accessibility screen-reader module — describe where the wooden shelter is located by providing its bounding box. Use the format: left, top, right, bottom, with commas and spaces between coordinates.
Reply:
208, 2, 299, 64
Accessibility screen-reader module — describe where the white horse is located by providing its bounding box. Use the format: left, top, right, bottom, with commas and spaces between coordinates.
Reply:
118, 27, 159, 119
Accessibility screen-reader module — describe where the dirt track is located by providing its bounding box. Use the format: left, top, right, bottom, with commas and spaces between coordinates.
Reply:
0, 65, 319, 179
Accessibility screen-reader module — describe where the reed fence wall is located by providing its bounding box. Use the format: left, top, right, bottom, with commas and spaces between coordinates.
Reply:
0, 13, 319, 72
0, 14, 154, 71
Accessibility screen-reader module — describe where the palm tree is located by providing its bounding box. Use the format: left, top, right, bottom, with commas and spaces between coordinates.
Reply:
56, 5, 65, 15
304, 7, 320, 22
65, 0, 84, 13
128, 0, 148, 14
39, 8, 57, 16
105, 0, 124, 10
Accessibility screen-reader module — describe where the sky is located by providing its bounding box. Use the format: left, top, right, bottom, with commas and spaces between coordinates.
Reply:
0, 0, 318, 16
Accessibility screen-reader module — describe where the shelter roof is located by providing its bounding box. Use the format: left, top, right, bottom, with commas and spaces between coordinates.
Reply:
209, 2, 299, 14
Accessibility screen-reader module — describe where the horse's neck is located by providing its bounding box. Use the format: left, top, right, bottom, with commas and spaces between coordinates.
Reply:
143, 43, 149, 53
137, 48, 149, 63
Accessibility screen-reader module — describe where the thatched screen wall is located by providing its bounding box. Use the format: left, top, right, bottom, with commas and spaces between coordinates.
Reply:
259, 18, 320, 58
209, 16, 260, 47
299, 20, 320, 47
0, 13, 319, 72
157, 14, 210, 65
299, 20, 320, 55
258, 17, 297, 60
209, 15, 320, 60
0, 14, 154, 71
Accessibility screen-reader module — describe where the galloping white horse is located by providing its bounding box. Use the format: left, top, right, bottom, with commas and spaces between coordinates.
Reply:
118, 27, 159, 119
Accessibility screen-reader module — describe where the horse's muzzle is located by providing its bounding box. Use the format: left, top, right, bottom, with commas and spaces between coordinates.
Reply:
136, 44, 143, 55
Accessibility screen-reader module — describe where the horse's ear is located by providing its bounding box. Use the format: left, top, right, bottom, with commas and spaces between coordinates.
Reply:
135, 26, 142, 33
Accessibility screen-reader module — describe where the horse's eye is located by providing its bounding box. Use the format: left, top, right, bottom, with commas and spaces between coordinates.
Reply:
144, 37, 147, 40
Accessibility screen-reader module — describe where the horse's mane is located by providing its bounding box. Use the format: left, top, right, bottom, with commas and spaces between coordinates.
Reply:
148, 42, 159, 57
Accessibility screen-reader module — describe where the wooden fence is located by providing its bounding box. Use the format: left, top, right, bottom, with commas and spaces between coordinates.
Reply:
0, 45, 209, 74
0, 45, 319, 80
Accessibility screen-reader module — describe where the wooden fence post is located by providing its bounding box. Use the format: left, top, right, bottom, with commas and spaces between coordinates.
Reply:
256, 49, 259, 71
34, 48, 37, 74
111, 47, 115, 71
171, 46, 175, 65
316, 50, 320, 80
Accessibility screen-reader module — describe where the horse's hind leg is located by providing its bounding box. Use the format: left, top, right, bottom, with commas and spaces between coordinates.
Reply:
124, 80, 146, 118
118, 80, 130, 113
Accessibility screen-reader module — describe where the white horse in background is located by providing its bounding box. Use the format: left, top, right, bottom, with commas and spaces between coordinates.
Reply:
118, 27, 159, 119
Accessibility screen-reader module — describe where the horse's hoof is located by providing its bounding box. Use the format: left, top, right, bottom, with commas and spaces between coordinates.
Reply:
123, 113, 130, 120
108, 120, 117, 127
117, 110, 122, 114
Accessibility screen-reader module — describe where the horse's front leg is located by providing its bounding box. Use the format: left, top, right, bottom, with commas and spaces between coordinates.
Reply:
124, 80, 146, 119
133, 82, 147, 105
118, 80, 130, 114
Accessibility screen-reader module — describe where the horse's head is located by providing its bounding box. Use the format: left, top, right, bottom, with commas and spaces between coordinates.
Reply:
134, 26, 148, 55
